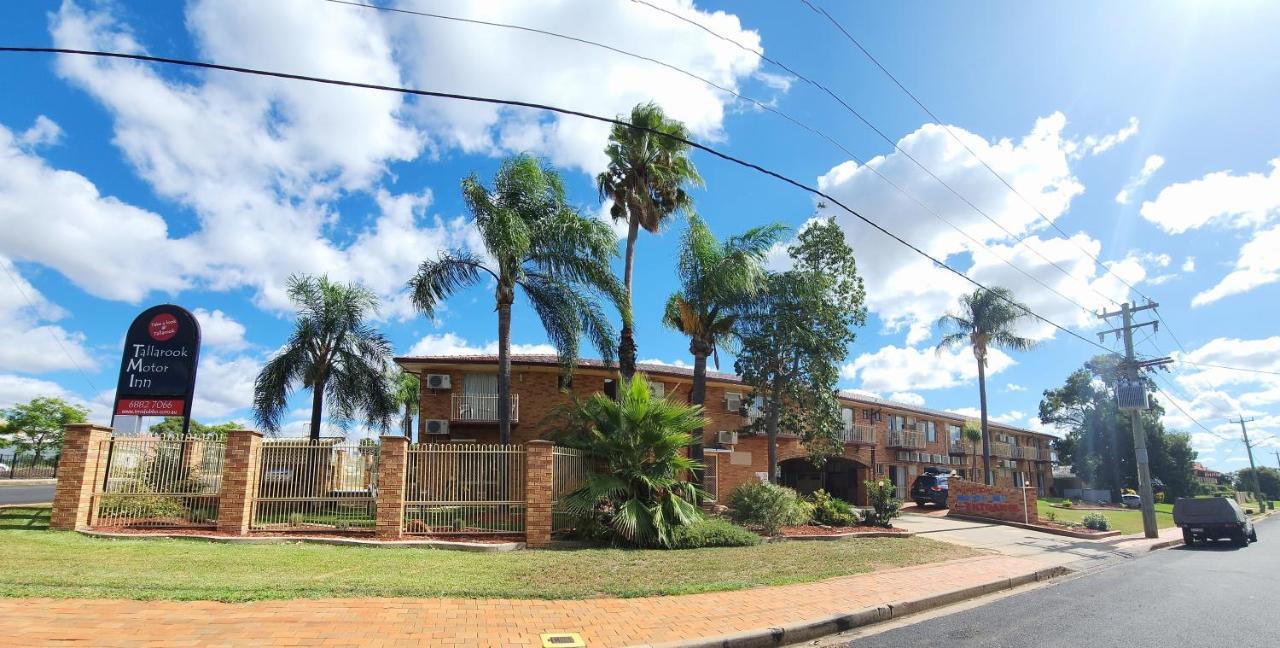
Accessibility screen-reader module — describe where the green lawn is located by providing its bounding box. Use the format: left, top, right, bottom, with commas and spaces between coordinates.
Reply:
1037, 500, 1176, 535
0, 507, 977, 602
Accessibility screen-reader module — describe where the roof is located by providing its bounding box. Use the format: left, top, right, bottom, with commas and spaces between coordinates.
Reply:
395, 353, 1053, 438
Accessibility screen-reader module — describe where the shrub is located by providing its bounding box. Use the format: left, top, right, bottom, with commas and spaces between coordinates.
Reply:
1044, 511, 1056, 522
1155, 492, 1166, 504
1082, 512, 1110, 531
1061, 500, 1073, 508
670, 518, 762, 549
99, 494, 187, 522
1122, 488, 1137, 496
727, 482, 811, 534
863, 478, 901, 528
808, 489, 859, 527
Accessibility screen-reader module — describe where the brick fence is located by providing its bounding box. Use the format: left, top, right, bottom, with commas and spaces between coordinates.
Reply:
948, 478, 1039, 524
50, 425, 563, 547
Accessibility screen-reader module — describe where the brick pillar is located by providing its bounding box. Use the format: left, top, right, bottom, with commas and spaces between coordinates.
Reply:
50, 424, 112, 531
1023, 486, 1040, 523
376, 435, 409, 540
525, 440, 553, 549
217, 429, 263, 535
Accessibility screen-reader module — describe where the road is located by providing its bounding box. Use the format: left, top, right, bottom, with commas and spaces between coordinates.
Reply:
0, 483, 55, 505
819, 515, 1277, 648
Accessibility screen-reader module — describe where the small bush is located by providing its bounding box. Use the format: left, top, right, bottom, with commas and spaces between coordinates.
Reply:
669, 518, 762, 549
1082, 512, 1110, 531
1044, 511, 1056, 522
99, 494, 188, 522
1122, 488, 1137, 496
808, 489, 859, 527
1155, 492, 1166, 504
727, 482, 811, 534
1061, 500, 1073, 508
863, 478, 901, 528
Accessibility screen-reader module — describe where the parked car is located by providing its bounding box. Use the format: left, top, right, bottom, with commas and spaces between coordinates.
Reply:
911, 471, 950, 508
1173, 497, 1257, 548
1121, 493, 1142, 509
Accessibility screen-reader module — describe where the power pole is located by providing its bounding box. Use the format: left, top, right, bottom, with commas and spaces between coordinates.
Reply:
1097, 301, 1168, 539
1230, 415, 1264, 508
1272, 450, 1280, 471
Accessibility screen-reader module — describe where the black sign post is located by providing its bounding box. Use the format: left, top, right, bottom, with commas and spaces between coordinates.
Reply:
111, 304, 202, 438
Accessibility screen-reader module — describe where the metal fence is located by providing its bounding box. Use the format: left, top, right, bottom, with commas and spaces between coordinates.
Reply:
403, 443, 525, 535
251, 439, 380, 532
1, 452, 59, 479
551, 446, 589, 533
94, 437, 225, 528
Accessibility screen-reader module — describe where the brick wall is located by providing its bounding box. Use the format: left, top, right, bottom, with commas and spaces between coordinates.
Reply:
49, 424, 112, 530
524, 440, 553, 548
375, 436, 409, 540
217, 429, 262, 535
948, 478, 1039, 524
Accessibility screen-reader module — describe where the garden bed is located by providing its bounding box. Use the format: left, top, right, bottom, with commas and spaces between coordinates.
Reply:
779, 524, 909, 539
947, 513, 1122, 539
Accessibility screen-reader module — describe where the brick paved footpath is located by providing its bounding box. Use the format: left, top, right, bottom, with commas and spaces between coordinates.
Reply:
4, 554, 1043, 647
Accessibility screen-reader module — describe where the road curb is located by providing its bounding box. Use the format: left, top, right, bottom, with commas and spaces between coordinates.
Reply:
634, 566, 1070, 648
1146, 538, 1184, 552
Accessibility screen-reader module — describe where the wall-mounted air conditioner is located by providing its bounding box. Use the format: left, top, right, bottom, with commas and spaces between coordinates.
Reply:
717, 430, 738, 446
424, 419, 449, 435
425, 374, 451, 390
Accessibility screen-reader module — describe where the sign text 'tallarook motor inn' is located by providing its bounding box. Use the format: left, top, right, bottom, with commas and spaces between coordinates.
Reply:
113, 305, 201, 418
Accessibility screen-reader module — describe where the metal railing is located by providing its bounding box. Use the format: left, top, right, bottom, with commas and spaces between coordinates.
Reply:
989, 442, 1013, 458
1, 452, 58, 479
251, 440, 379, 532
1014, 446, 1040, 460
1040, 448, 1056, 462
403, 443, 525, 535
451, 394, 519, 422
841, 424, 876, 445
94, 437, 224, 528
886, 430, 926, 449
552, 446, 588, 533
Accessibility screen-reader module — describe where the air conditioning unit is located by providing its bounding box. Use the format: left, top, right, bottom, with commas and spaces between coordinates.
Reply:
425, 374, 451, 390
424, 419, 449, 435
724, 391, 743, 412
717, 430, 738, 446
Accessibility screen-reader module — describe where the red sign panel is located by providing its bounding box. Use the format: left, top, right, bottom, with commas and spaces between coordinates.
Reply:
115, 399, 185, 416
148, 313, 179, 341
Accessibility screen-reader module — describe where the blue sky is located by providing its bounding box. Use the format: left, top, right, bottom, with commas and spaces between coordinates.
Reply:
2, 0, 1279, 471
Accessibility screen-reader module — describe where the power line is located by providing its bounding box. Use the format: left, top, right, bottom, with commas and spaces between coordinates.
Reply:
1173, 359, 1280, 377
0, 259, 100, 394
329, 0, 1105, 318
0, 45, 1120, 357
793, 0, 1141, 306
1148, 371, 1228, 440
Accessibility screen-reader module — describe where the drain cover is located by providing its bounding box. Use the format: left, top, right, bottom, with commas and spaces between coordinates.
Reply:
540, 633, 586, 647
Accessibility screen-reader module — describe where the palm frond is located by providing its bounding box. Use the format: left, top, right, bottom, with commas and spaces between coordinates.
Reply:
407, 250, 490, 318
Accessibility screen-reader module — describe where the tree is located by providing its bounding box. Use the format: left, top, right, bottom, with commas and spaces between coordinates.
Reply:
409, 155, 625, 443
149, 417, 241, 441
597, 101, 703, 380
936, 288, 1037, 485
393, 371, 420, 438
254, 274, 397, 440
963, 419, 982, 478
663, 215, 785, 478
736, 218, 866, 480
1234, 467, 1280, 501
555, 374, 706, 548
0, 397, 87, 462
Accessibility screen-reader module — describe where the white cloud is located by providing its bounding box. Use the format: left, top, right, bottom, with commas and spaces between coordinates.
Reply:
888, 391, 925, 406
0, 374, 74, 409
406, 332, 556, 357
1005, 383, 1027, 392
842, 344, 1015, 394
190, 354, 260, 420
1115, 154, 1164, 204
193, 308, 247, 351
1191, 224, 1280, 306
1077, 116, 1139, 156
16, 115, 63, 148
0, 255, 96, 374
1140, 158, 1280, 234
639, 358, 692, 369
1182, 257, 1196, 272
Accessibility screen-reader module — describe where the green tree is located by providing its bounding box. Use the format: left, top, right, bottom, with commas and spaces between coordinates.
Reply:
0, 397, 87, 462
963, 419, 982, 478
556, 374, 707, 548
736, 218, 866, 479
1234, 467, 1280, 500
409, 155, 625, 443
393, 371, 420, 438
936, 287, 1037, 485
663, 215, 785, 477
149, 417, 241, 441
597, 102, 703, 380
254, 274, 397, 440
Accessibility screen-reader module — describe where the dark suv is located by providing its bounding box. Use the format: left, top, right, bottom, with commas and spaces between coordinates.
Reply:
1173, 497, 1257, 547
911, 470, 950, 508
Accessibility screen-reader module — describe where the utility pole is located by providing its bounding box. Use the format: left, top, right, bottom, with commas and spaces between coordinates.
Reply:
1097, 301, 1168, 539
1272, 450, 1280, 471
1230, 415, 1264, 509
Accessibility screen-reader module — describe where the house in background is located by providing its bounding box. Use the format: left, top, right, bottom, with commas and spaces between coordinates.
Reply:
394, 354, 1057, 506
1193, 462, 1224, 487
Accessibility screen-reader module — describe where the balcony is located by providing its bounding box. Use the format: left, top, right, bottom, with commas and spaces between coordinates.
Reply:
1014, 446, 1039, 460
886, 430, 925, 449
949, 442, 970, 455
841, 424, 876, 445
1039, 448, 1056, 462
451, 394, 519, 423
989, 442, 1012, 458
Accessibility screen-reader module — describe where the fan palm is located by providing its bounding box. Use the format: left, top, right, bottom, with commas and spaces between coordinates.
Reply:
558, 374, 707, 548
409, 154, 626, 443
963, 419, 982, 478
393, 371, 419, 438
663, 215, 786, 474
936, 288, 1037, 484
597, 101, 703, 379
253, 275, 396, 440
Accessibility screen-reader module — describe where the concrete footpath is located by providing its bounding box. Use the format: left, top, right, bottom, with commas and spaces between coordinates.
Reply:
3, 554, 1055, 647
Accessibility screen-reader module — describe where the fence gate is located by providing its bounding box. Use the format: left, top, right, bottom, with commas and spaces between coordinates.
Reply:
252, 439, 379, 532
403, 443, 525, 535
551, 446, 588, 533
93, 437, 225, 528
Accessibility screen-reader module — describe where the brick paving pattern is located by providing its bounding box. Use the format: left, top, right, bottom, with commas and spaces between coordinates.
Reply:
4, 554, 1042, 647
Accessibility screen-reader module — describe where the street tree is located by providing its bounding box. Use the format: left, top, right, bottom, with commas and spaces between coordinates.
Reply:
736, 217, 866, 480
0, 396, 88, 462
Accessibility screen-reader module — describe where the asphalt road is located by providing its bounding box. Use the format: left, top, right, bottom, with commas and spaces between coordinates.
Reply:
837, 515, 1277, 648
0, 483, 55, 505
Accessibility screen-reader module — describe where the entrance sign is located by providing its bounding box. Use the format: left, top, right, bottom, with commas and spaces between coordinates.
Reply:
112, 304, 202, 435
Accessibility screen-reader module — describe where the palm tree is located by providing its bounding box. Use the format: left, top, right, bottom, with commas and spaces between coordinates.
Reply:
663, 215, 785, 475
393, 371, 419, 438
936, 288, 1037, 485
254, 275, 396, 440
963, 419, 982, 479
409, 154, 626, 443
558, 374, 706, 548
597, 102, 703, 380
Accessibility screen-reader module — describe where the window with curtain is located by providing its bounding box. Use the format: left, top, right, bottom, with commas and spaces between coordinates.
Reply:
463, 373, 498, 395
924, 421, 937, 443
948, 424, 962, 446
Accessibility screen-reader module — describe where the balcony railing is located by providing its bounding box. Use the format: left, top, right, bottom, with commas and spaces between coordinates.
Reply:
949, 442, 969, 455
989, 442, 1012, 458
1014, 446, 1039, 460
886, 430, 926, 449
451, 394, 519, 423
1039, 448, 1055, 462
840, 423, 876, 445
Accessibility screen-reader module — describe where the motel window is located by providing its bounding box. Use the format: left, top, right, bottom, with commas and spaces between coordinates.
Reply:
888, 415, 906, 432
948, 424, 962, 447
923, 421, 937, 443
649, 382, 665, 399
841, 407, 854, 431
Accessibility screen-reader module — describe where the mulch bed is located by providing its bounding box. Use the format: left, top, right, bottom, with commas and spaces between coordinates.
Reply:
780, 524, 906, 537
88, 527, 523, 544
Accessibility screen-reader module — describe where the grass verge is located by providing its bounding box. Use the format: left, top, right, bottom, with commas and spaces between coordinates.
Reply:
0, 507, 976, 602
1037, 500, 1175, 535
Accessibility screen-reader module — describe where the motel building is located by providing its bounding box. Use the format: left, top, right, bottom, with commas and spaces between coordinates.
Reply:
394, 354, 1057, 506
